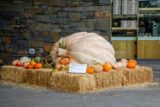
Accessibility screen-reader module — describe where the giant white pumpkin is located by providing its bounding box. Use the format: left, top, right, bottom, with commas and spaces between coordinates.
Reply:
50, 32, 116, 65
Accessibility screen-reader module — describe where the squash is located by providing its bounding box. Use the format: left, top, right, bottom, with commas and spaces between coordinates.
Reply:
103, 63, 112, 72
26, 64, 34, 69
16, 60, 23, 66
23, 62, 30, 68
59, 57, 71, 65
12, 60, 20, 66
20, 56, 31, 64
113, 58, 128, 69
127, 60, 137, 69
30, 59, 36, 65
34, 56, 41, 63
92, 64, 103, 73
50, 32, 116, 65
34, 63, 43, 69
86, 66, 94, 74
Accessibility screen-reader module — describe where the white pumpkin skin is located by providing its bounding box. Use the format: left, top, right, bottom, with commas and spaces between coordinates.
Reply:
50, 32, 116, 65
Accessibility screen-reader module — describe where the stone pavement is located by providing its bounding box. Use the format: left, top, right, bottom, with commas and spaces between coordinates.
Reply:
0, 60, 160, 107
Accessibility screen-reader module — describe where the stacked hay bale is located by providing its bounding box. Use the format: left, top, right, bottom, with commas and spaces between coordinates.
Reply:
1, 66, 26, 83
25, 69, 52, 87
94, 66, 153, 89
49, 72, 96, 92
0, 65, 154, 92
0, 67, 2, 80
94, 70, 124, 89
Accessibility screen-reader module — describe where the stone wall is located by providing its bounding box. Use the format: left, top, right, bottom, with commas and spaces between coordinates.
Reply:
0, 0, 111, 64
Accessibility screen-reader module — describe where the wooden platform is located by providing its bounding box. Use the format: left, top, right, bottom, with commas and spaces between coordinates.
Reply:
0, 65, 153, 93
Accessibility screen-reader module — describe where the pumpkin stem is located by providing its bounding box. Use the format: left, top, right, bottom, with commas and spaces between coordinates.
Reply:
59, 39, 66, 49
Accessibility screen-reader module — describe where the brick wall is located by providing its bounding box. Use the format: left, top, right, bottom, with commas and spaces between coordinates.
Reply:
0, 0, 111, 64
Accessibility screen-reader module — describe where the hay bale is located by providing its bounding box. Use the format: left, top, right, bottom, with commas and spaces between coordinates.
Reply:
119, 66, 153, 85
94, 70, 124, 89
25, 69, 52, 87
94, 66, 153, 89
49, 72, 96, 92
1, 65, 26, 83
0, 68, 2, 80
0, 65, 154, 93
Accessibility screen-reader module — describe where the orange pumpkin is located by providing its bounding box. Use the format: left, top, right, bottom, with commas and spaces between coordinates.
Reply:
34, 63, 43, 69
26, 64, 34, 69
59, 57, 71, 65
86, 66, 94, 74
103, 63, 112, 72
127, 60, 137, 69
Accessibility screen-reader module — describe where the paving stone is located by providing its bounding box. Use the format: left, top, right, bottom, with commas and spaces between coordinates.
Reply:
50, 32, 60, 42
36, 15, 51, 23
34, 0, 47, 5
69, 12, 81, 21
17, 51, 28, 55
41, 31, 49, 36
48, 7, 62, 14
50, 18, 69, 24
58, 12, 68, 18
83, 2, 93, 6
43, 43, 53, 52
35, 23, 60, 31
60, 25, 70, 30
100, 0, 111, 4
95, 11, 111, 18
81, 12, 94, 19
67, 1, 81, 7
17, 40, 28, 51
83, 6, 111, 11
85, 20, 94, 30
69, 22, 85, 28
47, 0, 66, 7
93, 0, 111, 4
94, 19, 110, 30
28, 40, 44, 48
30, 31, 44, 40
60, 6, 110, 12
22, 32, 30, 39
27, 7, 44, 14
4, 4, 26, 13
63, 7, 83, 12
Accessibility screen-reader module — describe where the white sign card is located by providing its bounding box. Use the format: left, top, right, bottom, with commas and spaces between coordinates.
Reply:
68, 63, 87, 74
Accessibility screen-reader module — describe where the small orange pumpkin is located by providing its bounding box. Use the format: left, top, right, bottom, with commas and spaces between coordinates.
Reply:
59, 57, 71, 65
34, 63, 43, 69
127, 60, 137, 69
103, 63, 112, 72
26, 64, 34, 69
86, 66, 94, 74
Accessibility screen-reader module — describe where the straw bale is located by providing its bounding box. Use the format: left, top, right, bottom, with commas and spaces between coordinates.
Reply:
25, 69, 52, 87
0, 69, 2, 80
49, 72, 96, 92
1, 65, 26, 83
94, 66, 153, 89
120, 66, 153, 85
0, 65, 153, 93
94, 70, 124, 89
